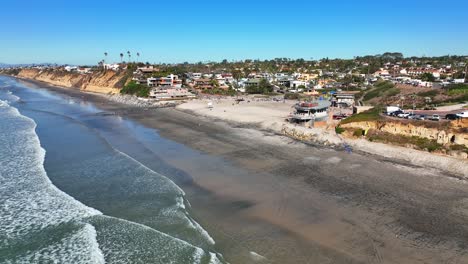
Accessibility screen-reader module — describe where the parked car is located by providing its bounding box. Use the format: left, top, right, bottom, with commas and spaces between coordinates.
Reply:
333, 114, 348, 120
445, 114, 460, 120
429, 114, 440, 121
390, 110, 404, 117
386, 106, 402, 115
456, 111, 468, 118
416, 115, 426, 120
397, 112, 410, 118
406, 113, 417, 119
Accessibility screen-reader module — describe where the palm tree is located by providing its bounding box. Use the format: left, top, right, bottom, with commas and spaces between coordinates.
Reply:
104, 52, 108, 63
120, 53, 124, 63
465, 63, 468, 83
127, 51, 131, 63
137, 52, 140, 63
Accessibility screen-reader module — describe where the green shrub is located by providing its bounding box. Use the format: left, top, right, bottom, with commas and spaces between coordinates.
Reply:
449, 144, 468, 154
446, 83, 468, 96
120, 81, 150, 97
366, 131, 443, 152
363, 81, 398, 101
340, 107, 383, 124
353, 128, 364, 137
335, 126, 345, 134
417, 90, 439, 97
245, 79, 273, 94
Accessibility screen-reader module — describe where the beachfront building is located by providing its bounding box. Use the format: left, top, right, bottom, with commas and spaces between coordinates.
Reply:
288, 100, 331, 123
149, 87, 196, 101
332, 92, 357, 107
194, 78, 215, 90
147, 74, 182, 88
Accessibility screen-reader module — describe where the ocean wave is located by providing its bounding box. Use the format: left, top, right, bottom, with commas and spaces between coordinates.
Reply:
0, 85, 226, 263
15, 103, 219, 250
89, 215, 224, 264
0, 99, 103, 262
106, 146, 218, 248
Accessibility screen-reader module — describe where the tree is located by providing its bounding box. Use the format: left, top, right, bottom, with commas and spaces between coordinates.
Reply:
127, 51, 131, 63
120, 53, 124, 63
420, 72, 435, 82
246, 79, 273, 94
465, 63, 468, 83
104, 52, 108, 64
137, 52, 140, 63
232, 70, 243, 80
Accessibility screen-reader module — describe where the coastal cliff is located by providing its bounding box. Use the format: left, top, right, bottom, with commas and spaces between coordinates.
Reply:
341, 119, 468, 158
14, 68, 127, 94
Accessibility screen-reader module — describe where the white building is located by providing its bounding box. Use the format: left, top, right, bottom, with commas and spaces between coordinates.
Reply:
64, 66, 78, 72
104, 63, 121, 71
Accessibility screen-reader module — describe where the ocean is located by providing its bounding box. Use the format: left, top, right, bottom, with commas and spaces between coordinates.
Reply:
0, 76, 225, 263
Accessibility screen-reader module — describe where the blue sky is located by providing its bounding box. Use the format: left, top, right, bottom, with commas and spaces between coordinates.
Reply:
1, 0, 467, 65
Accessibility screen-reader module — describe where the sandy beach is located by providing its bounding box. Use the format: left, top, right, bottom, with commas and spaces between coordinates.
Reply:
14, 78, 468, 263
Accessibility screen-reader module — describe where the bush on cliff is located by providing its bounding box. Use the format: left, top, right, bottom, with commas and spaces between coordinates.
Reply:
120, 81, 150, 97
340, 107, 383, 124
363, 81, 397, 101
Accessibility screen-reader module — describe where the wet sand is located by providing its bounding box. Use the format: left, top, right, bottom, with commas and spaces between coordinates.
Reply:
16, 78, 468, 264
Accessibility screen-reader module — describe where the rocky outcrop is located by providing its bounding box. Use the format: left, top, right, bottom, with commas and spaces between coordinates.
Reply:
16, 68, 127, 94
341, 119, 468, 147
280, 124, 343, 146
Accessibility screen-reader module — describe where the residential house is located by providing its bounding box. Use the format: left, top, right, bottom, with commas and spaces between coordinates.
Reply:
195, 78, 215, 90
333, 92, 358, 107
147, 74, 182, 88
149, 87, 196, 100
104, 63, 121, 71
136, 66, 159, 74
244, 78, 263, 87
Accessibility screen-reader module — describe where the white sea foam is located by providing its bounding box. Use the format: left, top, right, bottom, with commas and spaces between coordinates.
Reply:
93, 215, 224, 264
0, 99, 103, 262
249, 251, 268, 263
113, 148, 217, 246
15, 224, 105, 264
0, 82, 224, 263
0, 90, 20, 103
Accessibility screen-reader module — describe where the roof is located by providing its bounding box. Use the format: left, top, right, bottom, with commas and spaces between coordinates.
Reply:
295, 100, 331, 111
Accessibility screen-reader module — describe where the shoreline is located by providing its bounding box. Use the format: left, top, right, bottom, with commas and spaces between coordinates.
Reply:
9, 75, 468, 263
175, 97, 467, 178
13, 74, 467, 177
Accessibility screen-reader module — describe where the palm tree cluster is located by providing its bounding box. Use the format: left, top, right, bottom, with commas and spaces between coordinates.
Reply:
102, 51, 141, 64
